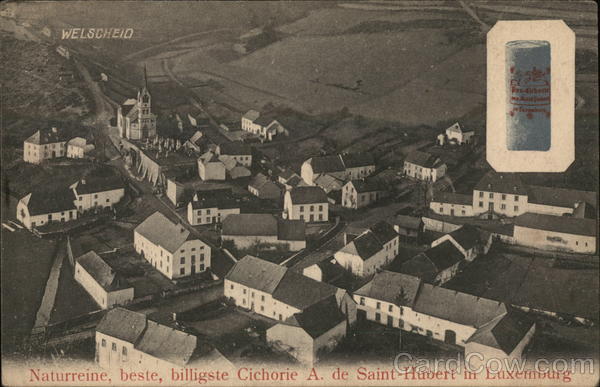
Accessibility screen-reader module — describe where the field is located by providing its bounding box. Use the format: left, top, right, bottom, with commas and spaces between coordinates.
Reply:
0, 228, 58, 352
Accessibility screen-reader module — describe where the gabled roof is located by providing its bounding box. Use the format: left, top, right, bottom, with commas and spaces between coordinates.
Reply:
527, 185, 597, 210
340, 153, 375, 168
24, 127, 70, 145
222, 214, 278, 236
400, 241, 463, 280
67, 137, 87, 148
370, 221, 398, 245
314, 173, 344, 192
432, 191, 472, 205
448, 224, 483, 251
277, 219, 306, 241
446, 122, 473, 134
467, 309, 534, 355
135, 212, 199, 253
289, 186, 328, 204
272, 270, 337, 310
404, 151, 442, 168
73, 176, 125, 195
348, 178, 386, 193
413, 284, 507, 328
514, 212, 596, 237
190, 194, 239, 210
474, 172, 527, 196
96, 307, 147, 343
225, 255, 287, 294
340, 231, 382, 261
285, 296, 345, 338
307, 155, 346, 174
354, 270, 421, 307
23, 187, 77, 216
393, 215, 422, 230
242, 109, 260, 121
218, 141, 251, 156
77, 251, 130, 292
135, 320, 198, 366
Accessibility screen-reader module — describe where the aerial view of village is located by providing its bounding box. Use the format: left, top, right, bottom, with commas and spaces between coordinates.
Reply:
1, 1, 598, 386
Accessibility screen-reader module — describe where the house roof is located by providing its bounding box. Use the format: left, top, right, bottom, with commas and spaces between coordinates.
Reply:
514, 212, 596, 237
432, 191, 472, 205
95, 307, 147, 343
73, 175, 124, 195
218, 141, 251, 156
285, 296, 345, 338
467, 309, 534, 355
67, 137, 87, 148
370, 221, 398, 245
24, 127, 69, 145
448, 224, 483, 251
404, 151, 442, 168
222, 214, 278, 236
135, 212, 198, 253
413, 284, 507, 328
354, 270, 421, 307
340, 231, 382, 261
277, 219, 306, 241
446, 122, 464, 134
400, 241, 463, 280
228, 165, 251, 179
474, 172, 527, 196
289, 186, 328, 204
225, 255, 287, 294
349, 178, 386, 193
135, 320, 198, 366
190, 194, 239, 210
393, 215, 422, 230
340, 153, 375, 168
527, 185, 597, 210
308, 155, 345, 174
77, 251, 129, 292
248, 173, 269, 190
254, 115, 277, 127
314, 173, 344, 193
24, 187, 77, 216
272, 270, 338, 310
243, 109, 260, 121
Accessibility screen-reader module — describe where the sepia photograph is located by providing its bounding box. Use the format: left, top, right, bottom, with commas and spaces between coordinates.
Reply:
1, 1, 598, 386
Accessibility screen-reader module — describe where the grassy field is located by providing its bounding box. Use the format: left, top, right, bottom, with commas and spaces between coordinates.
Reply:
0, 229, 58, 352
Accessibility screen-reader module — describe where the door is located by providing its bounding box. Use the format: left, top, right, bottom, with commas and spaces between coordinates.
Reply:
450, 209, 455, 216
191, 265, 196, 274
387, 315, 394, 328
488, 202, 494, 213
444, 330, 456, 345
357, 309, 367, 321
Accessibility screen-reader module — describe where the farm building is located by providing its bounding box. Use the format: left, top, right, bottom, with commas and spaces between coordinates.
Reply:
221, 214, 306, 251
67, 137, 95, 159
216, 141, 252, 167
392, 215, 422, 243
241, 110, 288, 141
187, 189, 240, 226
397, 240, 463, 285
17, 187, 78, 230
430, 191, 474, 217
248, 173, 282, 200
445, 122, 474, 145
341, 178, 388, 209
284, 186, 329, 222
23, 127, 69, 164
301, 153, 375, 186
70, 175, 125, 213
403, 151, 447, 182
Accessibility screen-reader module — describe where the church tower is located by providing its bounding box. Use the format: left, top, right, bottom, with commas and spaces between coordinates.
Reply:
136, 65, 157, 138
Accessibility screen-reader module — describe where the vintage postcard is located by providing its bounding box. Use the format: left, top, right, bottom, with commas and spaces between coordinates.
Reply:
1, 1, 598, 386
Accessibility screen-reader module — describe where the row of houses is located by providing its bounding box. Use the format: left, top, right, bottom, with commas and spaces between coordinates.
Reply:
23, 127, 95, 164
17, 175, 125, 230
301, 153, 376, 187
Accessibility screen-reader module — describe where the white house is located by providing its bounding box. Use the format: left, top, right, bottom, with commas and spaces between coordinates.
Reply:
403, 150, 447, 182
513, 213, 596, 254
187, 190, 240, 225
23, 127, 68, 164
241, 110, 288, 141
341, 178, 388, 209
354, 271, 535, 361
198, 152, 226, 181
472, 173, 529, 218
67, 137, 95, 159
445, 122, 475, 145
283, 186, 329, 222
16, 187, 78, 230
95, 308, 230, 370
74, 251, 134, 309
116, 70, 156, 140
300, 153, 375, 186
70, 176, 125, 213
216, 141, 252, 167
221, 214, 306, 251
134, 212, 211, 279
334, 221, 399, 277
430, 191, 474, 217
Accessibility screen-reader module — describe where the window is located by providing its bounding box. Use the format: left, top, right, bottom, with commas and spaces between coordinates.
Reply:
310, 205, 314, 211
180, 268, 185, 275
461, 210, 466, 215
388, 305, 393, 312
206, 209, 211, 215
191, 255, 195, 262
200, 254, 205, 261
479, 202, 483, 208
479, 191, 483, 198
106, 198, 110, 203
261, 295, 265, 301
375, 313, 381, 322
122, 347, 127, 356
376, 302, 381, 310
251, 292, 255, 298
112, 343, 116, 351
180, 257, 185, 264
230, 284, 234, 290
79, 196, 83, 201
279, 314, 282, 321
260, 306, 264, 312
243, 289, 247, 294
514, 195, 519, 201
400, 307, 404, 316
180, 249, 185, 253
489, 193, 493, 198
299, 205, 304, 212
360, 297, 365, 306
426, 330, 433, 337
514, 206, 519, 212
101, 339, 106, 347
502, 194, 506, 200
319, 214, 323, 221
319, 205, 323, 211
501, 204, 506, 210
191, 247, 196, 251
94, 194, 98, 199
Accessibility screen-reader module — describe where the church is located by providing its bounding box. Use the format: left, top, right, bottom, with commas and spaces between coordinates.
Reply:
116, 66, 157, 140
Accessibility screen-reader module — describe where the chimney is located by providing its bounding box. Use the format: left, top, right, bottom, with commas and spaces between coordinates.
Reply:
81, 177, 86, 185
52, 127, 58, 133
